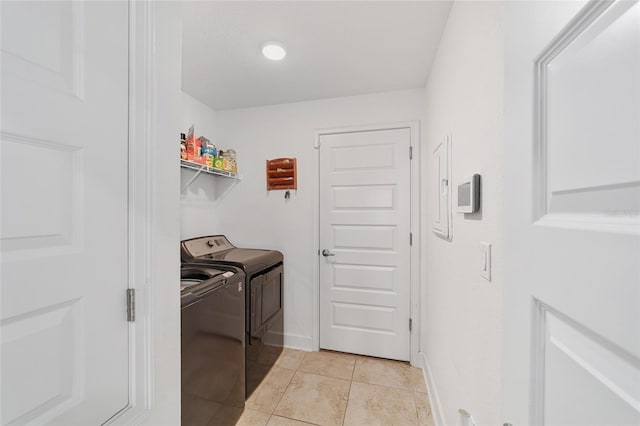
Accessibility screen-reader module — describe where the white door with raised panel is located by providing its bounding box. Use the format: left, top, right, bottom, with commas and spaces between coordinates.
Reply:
504, 1, 640, 424
1, 1, 130, 424
319, 128, 411, 361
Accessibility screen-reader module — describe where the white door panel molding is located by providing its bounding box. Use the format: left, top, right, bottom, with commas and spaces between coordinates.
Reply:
533, 0, 640, 234
317, 125, 417, 362
504, 0, 640, 424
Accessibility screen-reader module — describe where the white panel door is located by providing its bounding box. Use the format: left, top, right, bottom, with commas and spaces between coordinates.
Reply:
319, 128, 411, 361
1, 1, 130, 425
504, 1, 640, 424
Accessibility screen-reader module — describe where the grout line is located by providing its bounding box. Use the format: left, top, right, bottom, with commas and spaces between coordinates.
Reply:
274, 412, 321, 426
273, 361, 329, 426
346, 352, 359, 425
341, 378, 353, 426
271, 369, 296, 415
250, 351, 418, 425
350, 357, 357, 382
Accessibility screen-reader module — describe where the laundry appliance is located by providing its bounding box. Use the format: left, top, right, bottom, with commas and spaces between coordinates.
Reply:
181, 263, 245, 425
181, 235, 284, 397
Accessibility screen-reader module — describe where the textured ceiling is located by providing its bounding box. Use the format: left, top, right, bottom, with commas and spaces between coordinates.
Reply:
181, 1, 453, 110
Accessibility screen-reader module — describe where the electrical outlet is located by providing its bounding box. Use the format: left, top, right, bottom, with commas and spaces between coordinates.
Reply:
458, 409, 477, 426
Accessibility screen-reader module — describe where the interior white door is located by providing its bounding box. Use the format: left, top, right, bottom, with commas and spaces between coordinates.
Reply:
504, 1, 640, 425
1, 1, 130, 425
319, 128, 412, 361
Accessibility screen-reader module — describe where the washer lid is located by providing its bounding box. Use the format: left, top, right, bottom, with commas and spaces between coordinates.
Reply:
202, 248, 278, 263
180, 265, 228, 293
181, 236, 283, 274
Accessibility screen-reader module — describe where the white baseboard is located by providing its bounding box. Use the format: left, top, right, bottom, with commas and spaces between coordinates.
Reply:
283, 333, 313, 351
420, 351, 447, 426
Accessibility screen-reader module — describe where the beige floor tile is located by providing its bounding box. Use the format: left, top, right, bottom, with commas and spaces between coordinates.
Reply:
274, 371, 350, 426
410, 367, 428, 393
267, 415, 318, 425
352, 358, 413, 390
414, 393, 435, 426
205, 407, 270, 426
343, 381, 418, 426
246, 367, 295, 413
298, 351, 356, 380
275, 348, 307, 370
234, 409, 272, 426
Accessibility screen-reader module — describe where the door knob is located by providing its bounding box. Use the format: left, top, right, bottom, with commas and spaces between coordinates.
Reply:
322, 249, 335, 257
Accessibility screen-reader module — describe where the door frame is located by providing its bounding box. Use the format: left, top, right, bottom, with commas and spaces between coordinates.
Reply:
107, 1, 181, 424
103, 1, 155, 423
312, 121, 421, 366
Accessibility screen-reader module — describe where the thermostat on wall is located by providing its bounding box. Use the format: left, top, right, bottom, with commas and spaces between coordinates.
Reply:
457, 174, 480, 213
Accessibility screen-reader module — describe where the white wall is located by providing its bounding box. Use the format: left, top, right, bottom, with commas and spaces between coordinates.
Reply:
190, 89, 426, 350
181, 92, 218, 141
180, 92, 221, 239
420, 2, 503, 425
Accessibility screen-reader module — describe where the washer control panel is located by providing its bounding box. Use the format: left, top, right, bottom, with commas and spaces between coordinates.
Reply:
181, 235, 235, 259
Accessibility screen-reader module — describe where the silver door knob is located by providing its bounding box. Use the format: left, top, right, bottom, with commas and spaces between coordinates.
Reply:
322, 249, 335, 257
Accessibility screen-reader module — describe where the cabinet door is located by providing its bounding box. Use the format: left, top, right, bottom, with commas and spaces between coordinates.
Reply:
1, 1, 130, 424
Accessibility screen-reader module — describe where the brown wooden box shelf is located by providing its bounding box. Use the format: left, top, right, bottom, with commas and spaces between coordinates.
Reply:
266, 158, 297, 190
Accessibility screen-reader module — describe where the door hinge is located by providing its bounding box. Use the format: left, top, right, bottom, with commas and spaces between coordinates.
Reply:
409, 318, 413, 332
127, 289, 135, 322
409, 146, 413, 160
410, 232, 413, 246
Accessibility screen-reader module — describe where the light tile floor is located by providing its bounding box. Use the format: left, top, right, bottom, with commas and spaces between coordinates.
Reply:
236, 349, 435, 426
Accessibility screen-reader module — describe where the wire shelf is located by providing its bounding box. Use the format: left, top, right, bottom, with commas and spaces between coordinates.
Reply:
180, 159, 240, 192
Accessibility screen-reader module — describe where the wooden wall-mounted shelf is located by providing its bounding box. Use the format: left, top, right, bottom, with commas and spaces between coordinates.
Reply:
266, 158, 297, 190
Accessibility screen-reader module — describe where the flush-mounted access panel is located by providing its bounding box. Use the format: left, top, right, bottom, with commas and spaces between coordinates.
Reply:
432, 135, 451, 240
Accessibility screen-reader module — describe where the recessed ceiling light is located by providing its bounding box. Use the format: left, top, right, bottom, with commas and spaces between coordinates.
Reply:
262, 42, 286, 61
